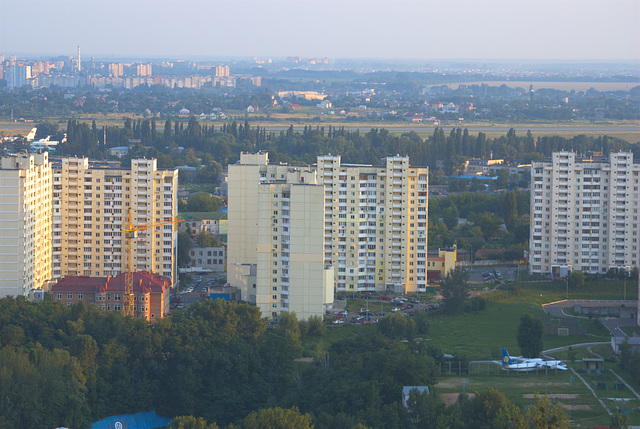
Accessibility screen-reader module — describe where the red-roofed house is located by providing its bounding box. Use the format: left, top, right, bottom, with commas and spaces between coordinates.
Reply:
50, 271, 171, 321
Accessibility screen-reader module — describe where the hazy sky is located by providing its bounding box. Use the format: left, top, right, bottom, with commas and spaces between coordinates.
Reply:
1, 0, 638, 60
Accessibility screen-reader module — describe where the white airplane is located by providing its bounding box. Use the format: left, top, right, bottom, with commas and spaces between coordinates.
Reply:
26, 128, 37, 141
495, 348, 567, 372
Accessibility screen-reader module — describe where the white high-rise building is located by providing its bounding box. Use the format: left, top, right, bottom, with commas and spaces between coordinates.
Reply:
0, 152, 52, 297
228, 152, 333, 320
6, 64, 32, 89
529, 151, 640, 275
52, 158, 179, 286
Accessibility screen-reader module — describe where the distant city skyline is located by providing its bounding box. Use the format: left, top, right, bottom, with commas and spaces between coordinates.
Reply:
1, 0, 638, 61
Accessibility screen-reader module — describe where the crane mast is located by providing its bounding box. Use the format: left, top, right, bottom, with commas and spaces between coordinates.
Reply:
121, 209, 184, 316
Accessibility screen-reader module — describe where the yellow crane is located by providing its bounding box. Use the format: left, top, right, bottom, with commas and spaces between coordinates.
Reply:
121, 210, 184, 316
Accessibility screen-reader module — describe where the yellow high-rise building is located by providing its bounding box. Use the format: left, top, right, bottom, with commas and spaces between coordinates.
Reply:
316, 155, 429, 293
0, 152, 52, 297
52, 158, 179, 286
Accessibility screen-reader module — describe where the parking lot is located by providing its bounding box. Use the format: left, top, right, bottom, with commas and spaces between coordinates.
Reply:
329, 294, 441, 325
171, 273, 226, 309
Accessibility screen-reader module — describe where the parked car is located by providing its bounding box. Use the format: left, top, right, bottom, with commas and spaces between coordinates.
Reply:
391, 307, 401, 312
332, 319, 345, 325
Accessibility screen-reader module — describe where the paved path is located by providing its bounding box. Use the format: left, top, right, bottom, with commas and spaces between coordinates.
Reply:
543, 342, 609, 358
542, 299, 638, 318
569, 367, 612, 415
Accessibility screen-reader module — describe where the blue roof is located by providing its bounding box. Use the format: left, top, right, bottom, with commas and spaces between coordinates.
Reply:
91, 411, 171, 429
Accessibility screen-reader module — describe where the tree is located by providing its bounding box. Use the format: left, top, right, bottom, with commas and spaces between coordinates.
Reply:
440, 267, 470, 314
168, 416, 219, 429
524, 395, 569, 429
243, 407, 313, 429
496, 169, 510, 189
610, 410, 630, 429
568, 270, 585, 289
187, 193, 222, 212
458, 388, 524, 429
503, 191, 518, 232
196, 231, 221, 248
517, 314, 543, 358
177, 231, 193, 266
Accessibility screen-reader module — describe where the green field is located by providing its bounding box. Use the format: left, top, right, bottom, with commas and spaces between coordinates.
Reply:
315, 279, 640, 427
435, 364, 640, 427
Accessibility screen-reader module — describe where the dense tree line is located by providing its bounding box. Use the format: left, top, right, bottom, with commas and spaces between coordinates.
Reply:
0, 297, 441, 428
0, 295, 577, 428
42, 116, 639, 176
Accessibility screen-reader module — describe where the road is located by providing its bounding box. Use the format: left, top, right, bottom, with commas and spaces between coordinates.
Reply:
542, 299, 639, 336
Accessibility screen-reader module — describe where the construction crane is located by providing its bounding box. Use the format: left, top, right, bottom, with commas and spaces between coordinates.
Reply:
121, 209, 184, 316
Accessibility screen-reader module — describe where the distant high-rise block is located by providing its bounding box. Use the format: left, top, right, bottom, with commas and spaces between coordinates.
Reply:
0, 152, 52, 297
6, 65, 31, 89
215, 65, 230, 77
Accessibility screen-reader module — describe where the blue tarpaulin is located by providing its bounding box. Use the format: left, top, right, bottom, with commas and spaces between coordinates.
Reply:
91, 411, 171, 429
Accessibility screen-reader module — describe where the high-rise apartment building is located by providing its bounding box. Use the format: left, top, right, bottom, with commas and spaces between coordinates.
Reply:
529, 151, 640, 275
228, 153, 334, 319
6, 64, 31, 89
52, 158, 179, 286
215, 65, 230, 77
136, 63, 152, 77
316, 155, 429, 293
228, 152, 428, 319
0, 152, 52, 297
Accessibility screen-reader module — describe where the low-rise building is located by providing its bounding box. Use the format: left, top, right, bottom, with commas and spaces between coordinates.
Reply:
189, 245, 226, 272
50, 271, 170, 321
180, 219, 224, 237
426, 248, 457, 280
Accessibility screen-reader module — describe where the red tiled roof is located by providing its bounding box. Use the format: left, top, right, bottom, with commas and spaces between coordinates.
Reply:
51, 271, 170, 294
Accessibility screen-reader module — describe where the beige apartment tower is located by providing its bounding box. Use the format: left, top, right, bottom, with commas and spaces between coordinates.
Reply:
52, 158, 179, 286
529, 151, 639, 275
228, 153, 334, 320
316, 155, 429, 293
0, 152, 52, 297
228, 152, 428, 318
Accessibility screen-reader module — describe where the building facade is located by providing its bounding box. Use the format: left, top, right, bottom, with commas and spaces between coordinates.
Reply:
228, 152, 334, 319
316, 155, 429, 293
0, 152, 52, 297
189, 245, 226, 272
50, 271, 170, 321
529, 151, 639, 275
52, 158, 179, 286
228, 152, 428, 318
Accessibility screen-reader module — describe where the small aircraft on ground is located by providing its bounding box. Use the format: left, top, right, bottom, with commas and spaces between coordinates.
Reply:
26, 128, 65, 151
494, 348, 567, 372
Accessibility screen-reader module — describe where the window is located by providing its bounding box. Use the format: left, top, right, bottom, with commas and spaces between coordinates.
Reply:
67, 293, 73, 299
